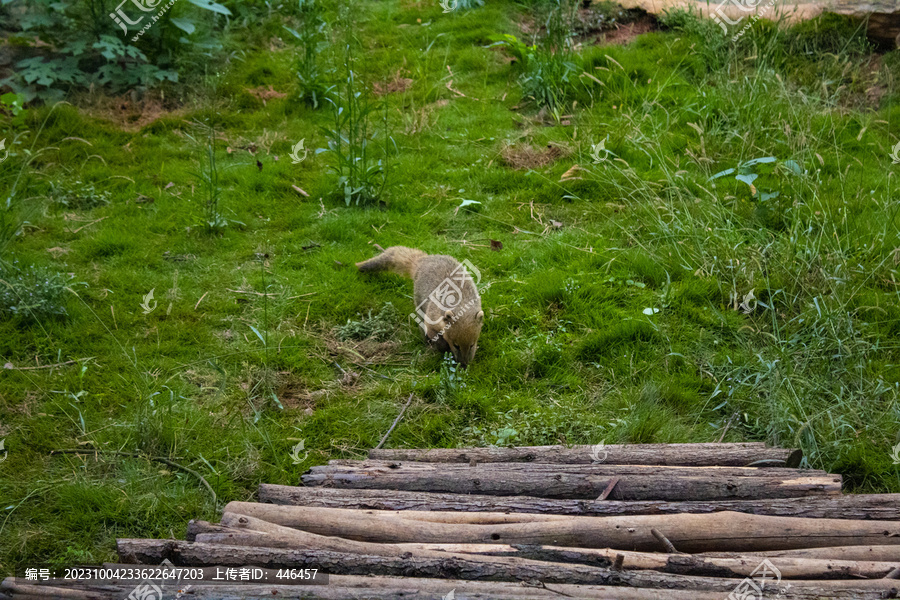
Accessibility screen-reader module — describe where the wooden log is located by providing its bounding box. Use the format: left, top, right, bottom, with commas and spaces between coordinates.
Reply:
113, 540, 900, 598
326, 459, 824, 478
258, 484, 900, 520
222, 503, 900, 552
302, 461, 840, 501
186, 519, 235, 541
204, 515, 522, 557
194, 516, 900, 580
0, 575, 744, 600
83, 566, 741, 598
505, 546, 900, 579
370, 442, 803, 467
703, 546, 900, 562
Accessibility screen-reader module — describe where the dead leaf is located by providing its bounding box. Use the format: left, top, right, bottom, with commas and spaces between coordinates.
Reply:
490, 240, 503, 251
292, 185, 310, 197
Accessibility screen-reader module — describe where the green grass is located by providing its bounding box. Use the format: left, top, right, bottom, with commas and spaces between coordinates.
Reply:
1, 0, 900, 574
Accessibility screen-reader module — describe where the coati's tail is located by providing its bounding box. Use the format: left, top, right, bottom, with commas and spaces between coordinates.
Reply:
356, 246, 427, 279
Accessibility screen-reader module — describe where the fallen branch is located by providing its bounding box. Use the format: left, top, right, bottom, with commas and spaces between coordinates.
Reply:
374, 394, 414, 451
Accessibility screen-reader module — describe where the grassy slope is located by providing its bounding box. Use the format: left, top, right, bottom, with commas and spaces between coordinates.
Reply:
1, 0, 900, 572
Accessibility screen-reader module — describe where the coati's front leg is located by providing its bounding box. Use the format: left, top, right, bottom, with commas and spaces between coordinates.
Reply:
426, 330, 450, 353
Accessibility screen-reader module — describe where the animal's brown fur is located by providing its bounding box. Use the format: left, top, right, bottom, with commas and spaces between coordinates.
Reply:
356, 246, 484, 366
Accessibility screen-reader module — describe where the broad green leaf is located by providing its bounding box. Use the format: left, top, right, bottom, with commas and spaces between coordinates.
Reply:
782, 159, 803, 176
708, 168, 734, 181
187, 0, 232, 15
735, 173, 758, 187
742, 156, 776, 167
171, 18, 196, 34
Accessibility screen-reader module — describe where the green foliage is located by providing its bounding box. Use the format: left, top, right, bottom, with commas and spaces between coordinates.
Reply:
336, 302, 399, 341
185, 120, 240, 234
709, 156, 805, 230
437, 353, 467, 403
284, 0, 331, 108
0, 262, 71, 320
491, 0, 593, 116
49, 180, 112, 209
2, 0, 183, 102
318, 60, 391, 205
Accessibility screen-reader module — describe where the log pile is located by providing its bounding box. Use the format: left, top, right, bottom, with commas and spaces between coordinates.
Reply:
3, 442, 900, 599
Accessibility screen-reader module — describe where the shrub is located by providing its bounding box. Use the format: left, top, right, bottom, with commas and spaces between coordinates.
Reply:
0, 262, 71, 320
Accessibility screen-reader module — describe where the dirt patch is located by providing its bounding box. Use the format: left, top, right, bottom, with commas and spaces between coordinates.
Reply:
245, 85, 288, 105
325, 335, 403, 366
593, 14, 658, 45
373, 72, 414, 95
501, 143, 572, 169
76, 91, 183, 131
278, 378, 326, 412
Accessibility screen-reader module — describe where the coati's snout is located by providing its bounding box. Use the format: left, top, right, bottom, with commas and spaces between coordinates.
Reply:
443, 310, 483, 367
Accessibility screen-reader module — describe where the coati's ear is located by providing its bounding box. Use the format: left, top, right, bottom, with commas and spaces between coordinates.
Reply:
476, 310, 484, 323
443, 309, 453, 323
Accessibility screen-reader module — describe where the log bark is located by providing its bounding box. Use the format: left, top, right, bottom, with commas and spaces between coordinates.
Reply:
0, 575, 749, 600
112, 540, 900, 598
302, 461, 839, 501
222, 503, 900, 553
369, 443, 803, 467
186, 519, 235, 541
505, 546, 900, 579
193, 516, 900, 580
703, 546, 900, 562
258, 484, 900, 520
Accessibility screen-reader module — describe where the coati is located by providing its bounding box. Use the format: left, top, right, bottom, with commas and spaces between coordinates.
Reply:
356, 246, 483, 366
